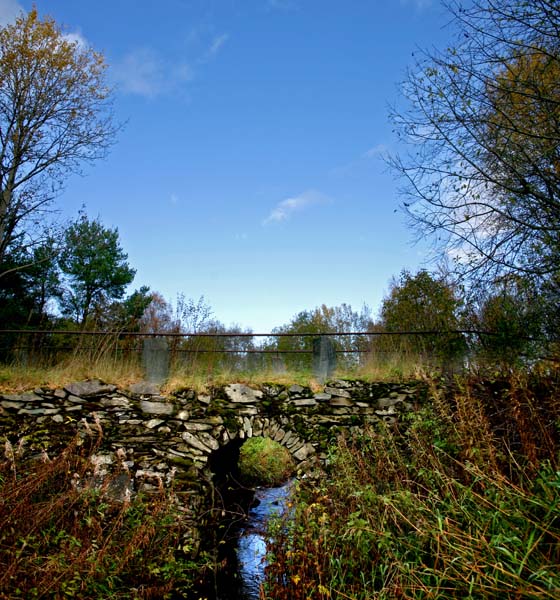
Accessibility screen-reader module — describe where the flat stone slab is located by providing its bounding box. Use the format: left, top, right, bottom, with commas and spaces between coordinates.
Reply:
129, 382, 161, 396
224, 384, 263, 403
329, 397, 354, 407
64, 381, 117, 398
139, 400, 174, 415
1, 392, 43, 403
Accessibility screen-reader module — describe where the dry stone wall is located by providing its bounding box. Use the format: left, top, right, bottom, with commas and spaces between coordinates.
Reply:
1, 378, 426, 551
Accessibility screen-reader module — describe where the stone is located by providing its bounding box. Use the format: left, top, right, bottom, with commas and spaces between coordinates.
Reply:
53, 388, 67, 399
289, 385, 304, 394
181, 432, 213, 453
378, 397, 401, 409
129, 382, 161, 396
290, 398, 317, 407
142, 338, 169, 384
324, 387, 351, 398
175, 410, 191, 421
183, 422, 213, 432
145, 418, 165, 429
139, 400, 174, 415
314, 393, 332, 401
1, 401, 22, 409
100, 396, 130, 408
198, 432, 220, 451
224, 384, 263, 403
65, 381, 117, 397
329, 397, 354, 407
2, 392, 43, 403
52, 414, 64, 423
198, 395, 212, 405
293, 443, 316, 462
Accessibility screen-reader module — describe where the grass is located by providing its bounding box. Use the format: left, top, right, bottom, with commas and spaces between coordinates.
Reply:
263, 370, 560, 599
0, 430, 211, 599
0, 348, 429, 394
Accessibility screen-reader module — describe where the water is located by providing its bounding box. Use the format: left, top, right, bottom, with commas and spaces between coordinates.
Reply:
235, 480, 293, 599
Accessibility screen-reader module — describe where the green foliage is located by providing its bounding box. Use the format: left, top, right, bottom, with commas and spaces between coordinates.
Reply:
376, 270, 466, 365
59, 214, 136, 327
268, 303, 372, 371
238, 436, 295, 486
264, 372, 560, 599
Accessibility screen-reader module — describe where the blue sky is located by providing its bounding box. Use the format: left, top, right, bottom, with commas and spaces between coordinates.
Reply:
4, 0, 452, 332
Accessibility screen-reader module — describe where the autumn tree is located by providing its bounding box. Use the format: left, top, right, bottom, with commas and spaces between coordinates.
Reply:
389, 0, 560, 284
0, 9, 115, 276
58, 215, 135, 327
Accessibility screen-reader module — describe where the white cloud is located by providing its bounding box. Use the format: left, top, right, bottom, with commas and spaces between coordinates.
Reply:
62, 29, 88, 51
111, 48, 193, 98
0, 0, 22, 26
362, 144, 388, 160
263, 190, 330, 225
111, 29, 226, 98
205, 34, 229, 60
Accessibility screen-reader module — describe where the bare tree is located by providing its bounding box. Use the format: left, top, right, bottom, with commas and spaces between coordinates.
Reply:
389, 0, 560, 284
0, 8, 115, 275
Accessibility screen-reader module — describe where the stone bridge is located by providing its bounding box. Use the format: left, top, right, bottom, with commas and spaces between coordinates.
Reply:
1, 378, 426, 552
1, 378, 426, 476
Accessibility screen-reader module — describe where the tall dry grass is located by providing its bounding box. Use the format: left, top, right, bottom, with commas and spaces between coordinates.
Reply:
264, 371, 560, 599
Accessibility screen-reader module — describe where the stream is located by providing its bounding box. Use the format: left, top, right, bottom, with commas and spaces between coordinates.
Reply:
235, 481, 293, 599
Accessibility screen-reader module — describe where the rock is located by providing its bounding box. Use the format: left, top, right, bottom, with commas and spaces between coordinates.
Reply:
290, 398, 317, 407
145, 418, 165, 429
314, 393, 331, 401
329, 397, 354, 407
224, 384, 263, 403
1, 392, 43, 403
293, 443, 316, 461
139, 400, 174, 415
198, 395, 212, 405
181, 432, 214, 453
324, 387, 351, 398
289, 385, 304, 394
183, 422, 213, 432
100, 396, 130, 408
65, 380, 117, 398
129, 382, 161, 396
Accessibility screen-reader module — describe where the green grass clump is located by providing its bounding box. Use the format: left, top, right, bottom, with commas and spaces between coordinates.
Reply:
238, 437, 295, 486
264, 372, 560, 599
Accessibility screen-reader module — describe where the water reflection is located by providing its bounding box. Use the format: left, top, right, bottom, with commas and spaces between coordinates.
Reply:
237, 480, 293, 599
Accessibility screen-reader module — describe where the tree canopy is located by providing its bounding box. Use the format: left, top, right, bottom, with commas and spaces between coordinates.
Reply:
58, 215, 135, 327
390, 0, 560, 285
0, 8, 115, 275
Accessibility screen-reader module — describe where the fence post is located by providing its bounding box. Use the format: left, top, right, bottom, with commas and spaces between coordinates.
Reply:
142, 337, 170, 383
313, 335, 336, 382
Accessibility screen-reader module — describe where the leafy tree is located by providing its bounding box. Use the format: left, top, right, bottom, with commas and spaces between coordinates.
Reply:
0, 8, 115, 275
58, 215, 135, 327
464, 276, 542, 366
377, 270, 465, 362
0, 237, 60, 327
389, 0, 560, 285
269, 303, 372, 370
